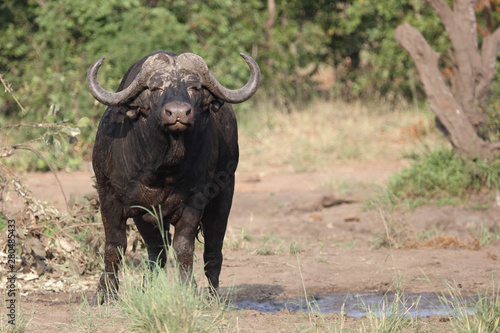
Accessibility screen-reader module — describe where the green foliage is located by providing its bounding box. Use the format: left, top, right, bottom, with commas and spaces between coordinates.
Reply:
2, 0, 500, 111
477, 6, 500, 141
0, 213, 6, 232
327, 0, 450, 102
0, 0, 265, 124
1, 106, 91, 171
385, 147, 500, 207
0, 0, 267, 170
0, 0, 457, 127
3, 0, 500, 172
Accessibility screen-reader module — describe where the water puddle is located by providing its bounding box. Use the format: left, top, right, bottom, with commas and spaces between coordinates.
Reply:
233, 292, 476, 318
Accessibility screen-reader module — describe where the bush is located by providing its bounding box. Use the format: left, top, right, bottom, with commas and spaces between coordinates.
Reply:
386, 147, 500, 206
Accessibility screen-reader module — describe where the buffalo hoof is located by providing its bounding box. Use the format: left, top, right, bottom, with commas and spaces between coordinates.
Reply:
91, 273, 119, 306
90, 290, 118, 306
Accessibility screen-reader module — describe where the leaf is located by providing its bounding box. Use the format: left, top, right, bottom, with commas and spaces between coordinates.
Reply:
61, 126, 81, 137
17, 272, 39, 281
76, 117, 91, 128
43, 133, 53, 145
47, 104, 59, 117
45, 115, 56, 124
25, 237, 47, 258
68, 259, 84, 276
43, 228, 54, 237
56, 238, 74, 253
53, 138, 62, 153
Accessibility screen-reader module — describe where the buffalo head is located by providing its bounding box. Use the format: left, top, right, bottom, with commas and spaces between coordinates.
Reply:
87, 52, 260, 133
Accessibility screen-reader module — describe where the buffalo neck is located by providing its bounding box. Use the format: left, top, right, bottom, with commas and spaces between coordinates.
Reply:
125, 113, 214, 180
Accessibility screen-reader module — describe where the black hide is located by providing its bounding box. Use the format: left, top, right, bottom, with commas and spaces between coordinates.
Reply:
91, 50, 239, 305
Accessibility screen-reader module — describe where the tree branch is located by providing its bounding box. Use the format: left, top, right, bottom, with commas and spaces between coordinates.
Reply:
476, 25, 500, 101
8, 144, 70, 212
425, 0, 485, 126
395, 23, 493, 159
266, 0, 276, 41
0, 74, 27, 115
265, 0, 276, 68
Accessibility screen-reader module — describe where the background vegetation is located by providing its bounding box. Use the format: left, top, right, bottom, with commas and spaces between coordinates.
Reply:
1, 0, 500, 174
0, 0, 457, 115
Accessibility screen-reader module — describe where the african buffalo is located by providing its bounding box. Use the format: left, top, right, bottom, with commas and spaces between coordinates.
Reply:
86, 50, 260, 305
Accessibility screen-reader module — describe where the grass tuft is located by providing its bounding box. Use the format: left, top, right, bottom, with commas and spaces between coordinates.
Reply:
0, 305, 31, 333
289, 241, 304, 254
117, 254, 227, 333
358, 275, 423, 332
255, 233, 284, 255
70, 294, 120, 332
224, 226, 253, 250
439, 278, 500, 333
473, 220, 500, 246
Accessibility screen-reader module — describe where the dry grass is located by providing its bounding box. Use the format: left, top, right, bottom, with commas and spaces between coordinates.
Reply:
237, 100, 448, 173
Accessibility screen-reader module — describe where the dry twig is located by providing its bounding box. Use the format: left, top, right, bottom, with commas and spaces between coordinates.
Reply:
0, 73, 27, 115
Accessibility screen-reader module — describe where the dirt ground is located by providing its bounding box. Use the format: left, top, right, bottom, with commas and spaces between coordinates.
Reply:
4, 160, 500, 332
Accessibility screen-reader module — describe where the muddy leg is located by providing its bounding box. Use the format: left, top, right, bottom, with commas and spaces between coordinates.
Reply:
172, 208, 200, 285
91, 198, 127, 306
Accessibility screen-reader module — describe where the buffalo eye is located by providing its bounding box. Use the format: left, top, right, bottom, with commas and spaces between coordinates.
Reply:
188, 84, 202, 97
150, 87, 163, 94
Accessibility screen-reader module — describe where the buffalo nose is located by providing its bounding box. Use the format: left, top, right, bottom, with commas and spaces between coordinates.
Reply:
163, 101, 192, 119
161, 101, 194, 131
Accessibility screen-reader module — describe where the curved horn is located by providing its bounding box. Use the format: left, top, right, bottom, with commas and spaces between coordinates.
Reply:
87, 57, 149, 106
178, 53, 261, 104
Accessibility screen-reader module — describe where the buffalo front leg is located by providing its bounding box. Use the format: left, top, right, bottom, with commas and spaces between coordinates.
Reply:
91, 198, 127, 306
134, 214, 171, 269
172, 207, 201, 286
201, 186, 234, 293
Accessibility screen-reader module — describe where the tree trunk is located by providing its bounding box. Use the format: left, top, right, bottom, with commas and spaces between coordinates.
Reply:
395, 0, 500, 160
265, 0, 276, 69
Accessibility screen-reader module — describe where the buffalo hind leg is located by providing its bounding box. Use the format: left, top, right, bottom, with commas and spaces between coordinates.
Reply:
91, 197, 127, 306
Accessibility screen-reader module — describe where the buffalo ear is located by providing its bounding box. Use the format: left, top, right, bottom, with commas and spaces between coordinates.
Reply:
126, 90, 150, 118
125, 106, 149, 119
210, 99, 224, 113
202, 90, 224, 113
125, 108, 139, 119
138, 106, 150, 116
